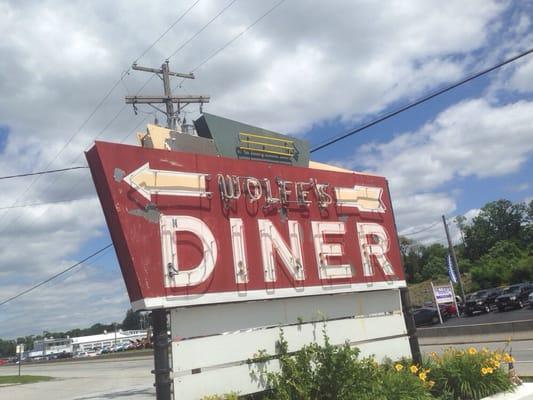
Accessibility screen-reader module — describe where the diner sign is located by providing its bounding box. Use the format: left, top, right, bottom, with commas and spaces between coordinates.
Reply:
86, 141, 406, 310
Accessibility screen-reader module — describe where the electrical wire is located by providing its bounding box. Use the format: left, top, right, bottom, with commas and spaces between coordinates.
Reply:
310, 47, 533, 153
0, 1, 202, 222
0, 166, 88, 181
0, 244, 114, 307
134, 0, 202, 64
166, 0, 239, 61
0, 197, 94, 211
184, 0, 286, 79
0, 1, 286, 315
401, 221, 441, 237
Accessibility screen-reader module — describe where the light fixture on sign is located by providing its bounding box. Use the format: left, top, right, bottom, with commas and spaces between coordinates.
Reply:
123, 162, 211, 200
334, 185, 385, 212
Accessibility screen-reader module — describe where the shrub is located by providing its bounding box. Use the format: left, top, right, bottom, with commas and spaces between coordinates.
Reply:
378, 361, 434, 400
425, 347, 514, 400
201, 393, 239, 400
254, 328, 432, 400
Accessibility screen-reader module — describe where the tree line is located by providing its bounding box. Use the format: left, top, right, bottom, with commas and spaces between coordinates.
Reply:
0, 309, 146, 357
401, 198, 533, 291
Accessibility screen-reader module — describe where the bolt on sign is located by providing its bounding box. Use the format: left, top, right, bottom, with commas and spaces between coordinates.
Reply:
86, 145, 405, 310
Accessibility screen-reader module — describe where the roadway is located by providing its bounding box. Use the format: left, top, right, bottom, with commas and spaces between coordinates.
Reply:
0, 355, 154, 400
417, 306, 533, 328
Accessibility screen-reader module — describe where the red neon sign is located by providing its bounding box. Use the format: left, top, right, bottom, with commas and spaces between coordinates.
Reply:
86, 141, 405, 310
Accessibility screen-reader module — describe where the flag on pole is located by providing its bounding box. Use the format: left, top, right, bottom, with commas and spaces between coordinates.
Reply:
446, 253, 458, 284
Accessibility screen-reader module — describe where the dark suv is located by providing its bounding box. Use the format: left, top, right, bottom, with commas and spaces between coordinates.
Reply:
495, 283, 533, 311
464, 288, 501, 316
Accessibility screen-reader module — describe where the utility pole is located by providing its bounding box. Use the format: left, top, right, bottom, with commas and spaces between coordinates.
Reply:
126, 61, 210, 130
126, 61, 207, 400
442, 215, 466, 303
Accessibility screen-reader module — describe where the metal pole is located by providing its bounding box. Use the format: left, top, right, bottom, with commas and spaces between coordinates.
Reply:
442, 215, 466, 303
152, 309, 171, 400
18, 348, 21, 377
42, 332, 46, 359
430, 281, 443, 325
399, 287, 422, 365
449, 280, 461, 318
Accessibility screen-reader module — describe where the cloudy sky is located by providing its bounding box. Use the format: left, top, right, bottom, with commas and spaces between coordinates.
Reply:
0, 0, 532, 338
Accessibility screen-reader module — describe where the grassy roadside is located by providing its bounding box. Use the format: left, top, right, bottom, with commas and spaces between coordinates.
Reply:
0, 375, 53, 385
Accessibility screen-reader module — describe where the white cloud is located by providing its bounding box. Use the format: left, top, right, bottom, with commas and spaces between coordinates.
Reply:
507, 56, 533, 93
339, 98, 533, 239
0, 263, 130, 338
0, 0, 529, 337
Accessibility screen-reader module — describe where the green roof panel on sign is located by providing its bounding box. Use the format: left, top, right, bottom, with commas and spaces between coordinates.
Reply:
194, 113, 309, 167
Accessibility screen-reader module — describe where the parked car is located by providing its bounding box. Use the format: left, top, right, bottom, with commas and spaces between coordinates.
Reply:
413, 307, 441, 326
495, 283, 533, 311
529, 292, 533, 308
439, 303, 457, 318
464, 288, 501, 315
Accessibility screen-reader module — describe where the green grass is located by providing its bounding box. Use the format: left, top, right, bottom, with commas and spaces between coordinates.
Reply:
0, 375, 53, 385
521, 376, 533, 382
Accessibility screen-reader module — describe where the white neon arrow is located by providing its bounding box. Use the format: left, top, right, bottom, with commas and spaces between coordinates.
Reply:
334, 185, 385, 212
123, 162, 210, 201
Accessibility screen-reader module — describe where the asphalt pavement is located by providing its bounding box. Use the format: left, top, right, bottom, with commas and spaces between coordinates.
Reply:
421, 305, 533, 328
0, 356, 155, 400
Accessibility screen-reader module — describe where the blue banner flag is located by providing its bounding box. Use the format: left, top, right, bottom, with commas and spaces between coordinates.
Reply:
446, 253, 458, 284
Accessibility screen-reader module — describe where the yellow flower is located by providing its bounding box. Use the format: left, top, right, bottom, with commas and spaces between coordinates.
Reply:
494, 353, 502, 361
468, 347, 477, 355
492, 360, 500, 368
481, 367, 489, 375
427, 380, 435, 388
503, 354, 515, 363
394, 364, 404, 372
482, 347, 489, 354
430, 351, 438, 358
410, 365, 418, 374
486, 367, 494, 374
419, 372, 427, 381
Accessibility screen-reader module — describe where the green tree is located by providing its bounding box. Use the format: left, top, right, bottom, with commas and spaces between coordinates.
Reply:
464, 199, 526, 261
470, 240, 524, 289
0, 339, 16, 357
122, 309, 141, 330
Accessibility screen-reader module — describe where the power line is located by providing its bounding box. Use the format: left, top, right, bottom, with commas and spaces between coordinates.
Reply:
310, 47, 533, 153
166, 0, 239, 61
401, 220, 441, 237
0, 1, 202, 222
0, 244, 113, 307
187, 0, 286, 76
0, 0, 285, 239
0, 197, 94, 211
0, 166, 88, 181
134, 0, 202, 64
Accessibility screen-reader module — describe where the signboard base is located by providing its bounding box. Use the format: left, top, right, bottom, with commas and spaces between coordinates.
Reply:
170, 289, 410, 399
